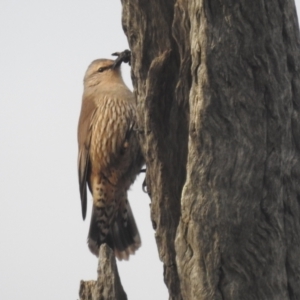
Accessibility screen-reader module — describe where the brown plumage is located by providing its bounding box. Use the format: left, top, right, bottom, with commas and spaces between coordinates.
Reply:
77, 59, 144, 260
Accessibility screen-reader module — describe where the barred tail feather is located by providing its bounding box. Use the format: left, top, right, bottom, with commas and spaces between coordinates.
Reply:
87, 202, 141, 260
109, 202, 141, 260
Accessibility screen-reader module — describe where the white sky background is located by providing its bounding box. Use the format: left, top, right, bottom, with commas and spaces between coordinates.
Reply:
1, 1, 300, 300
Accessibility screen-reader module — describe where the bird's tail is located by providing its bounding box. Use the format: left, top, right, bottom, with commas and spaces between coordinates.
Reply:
87, 201, 141, 260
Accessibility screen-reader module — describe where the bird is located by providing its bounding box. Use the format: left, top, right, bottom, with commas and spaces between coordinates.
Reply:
77, 57, 144, 260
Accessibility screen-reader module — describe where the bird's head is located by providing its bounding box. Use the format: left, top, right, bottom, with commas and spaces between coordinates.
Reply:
83, 59, 122, 87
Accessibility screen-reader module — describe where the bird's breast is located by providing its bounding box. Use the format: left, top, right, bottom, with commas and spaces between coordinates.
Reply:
89, 96, 133, 172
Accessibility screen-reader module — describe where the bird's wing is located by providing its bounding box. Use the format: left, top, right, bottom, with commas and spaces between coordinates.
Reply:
78, 90, 135, 219
77, 94, 98, 220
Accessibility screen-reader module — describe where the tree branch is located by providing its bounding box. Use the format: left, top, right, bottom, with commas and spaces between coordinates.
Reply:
79, 244, 127, 300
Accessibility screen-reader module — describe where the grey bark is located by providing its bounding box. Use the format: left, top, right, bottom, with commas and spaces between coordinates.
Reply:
121, 0, 300, 299
79, 244, 127, 300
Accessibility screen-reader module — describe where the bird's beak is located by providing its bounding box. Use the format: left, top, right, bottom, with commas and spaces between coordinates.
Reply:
111, 59, 122, 69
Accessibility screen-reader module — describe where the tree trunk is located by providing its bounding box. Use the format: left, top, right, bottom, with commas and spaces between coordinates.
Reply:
121, 0, 300, 299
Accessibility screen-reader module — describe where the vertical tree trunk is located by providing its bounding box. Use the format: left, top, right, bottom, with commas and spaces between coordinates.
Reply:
121, 0, 300, 299
121, 0, 192, 298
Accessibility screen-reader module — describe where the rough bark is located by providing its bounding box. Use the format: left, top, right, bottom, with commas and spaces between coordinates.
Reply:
121, 0, 300, 299
176, 1, 300, 299
121, 1, 190, 299
79, 245, 127, 300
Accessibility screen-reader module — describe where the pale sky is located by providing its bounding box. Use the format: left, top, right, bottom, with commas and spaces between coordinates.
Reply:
0, 1, 299, 300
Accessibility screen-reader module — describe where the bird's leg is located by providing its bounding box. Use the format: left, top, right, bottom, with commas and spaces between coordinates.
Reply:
142, 178, 147, 193
134, 127, 152, 136
139, 168, 148, 193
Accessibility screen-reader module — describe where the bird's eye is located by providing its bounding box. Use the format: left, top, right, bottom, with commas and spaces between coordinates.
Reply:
98, 67, 104, 72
